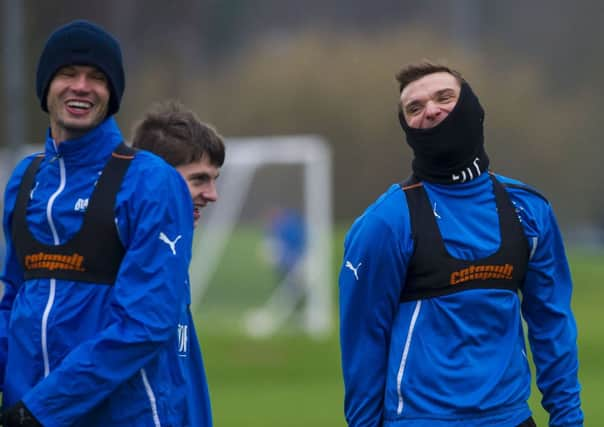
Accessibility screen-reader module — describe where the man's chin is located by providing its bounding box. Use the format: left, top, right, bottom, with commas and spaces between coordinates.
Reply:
58, 119, 103, 137
60, 110, 105, 127
64, 120, 101, 131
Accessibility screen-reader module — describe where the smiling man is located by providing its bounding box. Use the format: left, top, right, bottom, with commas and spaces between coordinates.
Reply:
0, 20, 195, 426
399, 71, 459, 129
131, 101, 224, 227
338, 62, 584, 427
131, 101, 225, 427
46, 64, 110, 140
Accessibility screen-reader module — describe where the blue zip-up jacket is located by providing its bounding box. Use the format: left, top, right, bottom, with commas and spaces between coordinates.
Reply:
181, 304, 213, 427
0, 118, 209, 426
179, 274, 213, 427
339, 173, 583, 427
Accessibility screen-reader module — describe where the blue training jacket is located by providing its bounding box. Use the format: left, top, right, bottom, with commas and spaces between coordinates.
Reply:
0, 118, 211, 426
339, 172, 583, 427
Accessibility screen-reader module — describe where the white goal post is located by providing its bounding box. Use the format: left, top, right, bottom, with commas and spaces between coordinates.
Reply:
189, 135, 334, 338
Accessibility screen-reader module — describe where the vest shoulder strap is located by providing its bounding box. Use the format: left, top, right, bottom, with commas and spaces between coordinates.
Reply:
12, 143, 137, 284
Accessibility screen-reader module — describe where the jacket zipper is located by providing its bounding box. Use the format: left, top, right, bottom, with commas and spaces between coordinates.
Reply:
41, 155, 66, 377
396, 299, 422, 415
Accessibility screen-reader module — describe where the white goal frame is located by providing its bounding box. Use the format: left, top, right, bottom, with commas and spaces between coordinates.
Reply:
189, 135, 333, 338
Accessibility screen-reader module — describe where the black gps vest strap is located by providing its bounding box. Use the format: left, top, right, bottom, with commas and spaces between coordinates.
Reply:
400, 174, 529, 302
12, 143, 136, 284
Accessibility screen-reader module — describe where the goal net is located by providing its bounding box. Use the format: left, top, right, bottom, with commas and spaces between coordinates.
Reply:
190, 135, 333, 338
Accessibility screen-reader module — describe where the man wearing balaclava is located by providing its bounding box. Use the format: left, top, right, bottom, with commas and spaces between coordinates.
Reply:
339, 62, 584, 427
0, 20, 204, 426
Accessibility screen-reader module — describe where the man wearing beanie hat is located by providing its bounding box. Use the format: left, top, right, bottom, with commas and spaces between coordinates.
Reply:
338, 62, 584, 427
35, 19, 125, 118
0, 20, 198, 426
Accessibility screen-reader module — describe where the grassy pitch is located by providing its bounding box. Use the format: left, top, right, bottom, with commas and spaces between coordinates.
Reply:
198, 238, 602, 426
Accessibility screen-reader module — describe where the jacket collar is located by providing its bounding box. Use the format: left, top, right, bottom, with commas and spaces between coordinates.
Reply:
425, 170, 491, 195
44, 117, 123, 165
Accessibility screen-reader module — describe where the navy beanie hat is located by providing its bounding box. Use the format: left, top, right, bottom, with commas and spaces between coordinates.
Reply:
36, 20, 125, 116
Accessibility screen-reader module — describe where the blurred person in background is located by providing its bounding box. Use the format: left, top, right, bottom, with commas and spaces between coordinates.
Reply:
0, 20, 194, 426
338, 62, 583, 427
245, 206, 307, 335
132, 100, 225, 426
263, 207, 306, 289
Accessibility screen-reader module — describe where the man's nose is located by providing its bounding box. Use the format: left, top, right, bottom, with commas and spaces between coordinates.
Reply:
424, 101, 441, 120
71, 74, 92, 92
203, 183, 218, 202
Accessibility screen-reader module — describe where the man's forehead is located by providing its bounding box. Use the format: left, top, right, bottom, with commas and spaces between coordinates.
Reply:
400, 72, 460, 103
177, 157, 220, 175
56, 64, 104, 73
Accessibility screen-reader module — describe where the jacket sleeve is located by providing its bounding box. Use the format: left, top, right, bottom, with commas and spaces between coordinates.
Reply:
20, 163, 194, 426
0, 158, 33, 390
520, 201, 584, 427
339, 209, 409, 427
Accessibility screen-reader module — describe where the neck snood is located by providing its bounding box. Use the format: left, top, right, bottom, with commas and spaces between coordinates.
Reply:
399, 82, 490, 184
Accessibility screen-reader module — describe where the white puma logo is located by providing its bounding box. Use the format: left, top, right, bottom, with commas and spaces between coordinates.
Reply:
159, 232, 182, 255
345, 260, 362, 280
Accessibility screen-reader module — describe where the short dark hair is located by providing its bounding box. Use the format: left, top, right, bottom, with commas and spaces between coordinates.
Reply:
395, 61, 464, 93
131, 101, 225, 167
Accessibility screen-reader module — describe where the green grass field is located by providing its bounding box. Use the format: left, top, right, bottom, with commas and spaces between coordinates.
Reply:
194, 227, 603, 427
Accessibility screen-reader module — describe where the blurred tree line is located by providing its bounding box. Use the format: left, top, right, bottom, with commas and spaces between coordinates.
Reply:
2, 0, 604, 231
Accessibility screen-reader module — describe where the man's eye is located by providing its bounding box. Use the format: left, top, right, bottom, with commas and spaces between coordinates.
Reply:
58, 69, 76, 77
437, 93, 455, 103
191, 177, 208, 185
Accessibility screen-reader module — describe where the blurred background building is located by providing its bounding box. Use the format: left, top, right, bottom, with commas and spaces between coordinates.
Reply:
2, 0, 604, 239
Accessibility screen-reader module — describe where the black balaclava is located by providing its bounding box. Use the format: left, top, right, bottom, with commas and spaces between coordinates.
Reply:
399, 81, 489, 184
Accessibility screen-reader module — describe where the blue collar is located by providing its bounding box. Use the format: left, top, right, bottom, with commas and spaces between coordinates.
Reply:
425, 171, 492, 195
44, 117, 124, 165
